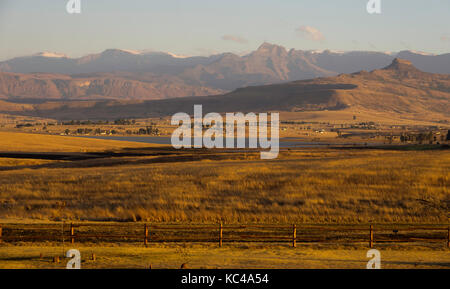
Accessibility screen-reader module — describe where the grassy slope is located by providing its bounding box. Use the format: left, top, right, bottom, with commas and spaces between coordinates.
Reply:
0, 131, 151, 152
279, 109, 450, 127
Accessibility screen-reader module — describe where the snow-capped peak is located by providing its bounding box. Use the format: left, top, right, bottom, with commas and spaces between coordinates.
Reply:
166, 52, 189, 59
114, 49, 189, 58
34, 52, 68, 58
406, 50, 435, 56
307, 49, 346, 55
117, 49, 143, 55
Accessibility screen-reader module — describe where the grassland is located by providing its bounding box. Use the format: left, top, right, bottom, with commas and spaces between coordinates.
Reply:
0, 243, 448, 269
0, 158, 56, 167
0, 131, 448, 269
0, 131, 151, 152
0, 131, 447, 223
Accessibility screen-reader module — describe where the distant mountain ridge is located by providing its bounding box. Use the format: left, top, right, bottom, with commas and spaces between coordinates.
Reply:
0, 71, 224, 100
2, 59, 449, 124
0, 43, 449, 100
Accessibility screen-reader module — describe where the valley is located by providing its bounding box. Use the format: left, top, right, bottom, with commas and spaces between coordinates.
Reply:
0, 44, 448, 270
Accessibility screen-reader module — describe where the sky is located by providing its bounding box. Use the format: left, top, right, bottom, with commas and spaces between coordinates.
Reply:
0, 0, 449, 60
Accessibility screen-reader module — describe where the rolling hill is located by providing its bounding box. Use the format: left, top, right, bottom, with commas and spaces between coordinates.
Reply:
1, 59, 448, 124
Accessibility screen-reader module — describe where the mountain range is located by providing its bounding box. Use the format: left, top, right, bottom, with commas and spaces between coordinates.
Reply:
0, 43, 449, 100
2, 58, 448, 124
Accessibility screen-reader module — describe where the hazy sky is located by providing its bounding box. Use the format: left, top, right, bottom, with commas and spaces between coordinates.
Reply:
0, 0, 449, 60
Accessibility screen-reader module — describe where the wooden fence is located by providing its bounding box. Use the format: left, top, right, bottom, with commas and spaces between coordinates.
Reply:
0, 223, 448, 249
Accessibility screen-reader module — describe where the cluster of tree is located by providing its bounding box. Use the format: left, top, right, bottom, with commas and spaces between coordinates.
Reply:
281, 121, 309, 125
61, 120, 108, 125
349, 122, 378, 129
114, 119, 136, 125
137, 126, 160, 135
400, 131, 448, 144
63, 125, 161, 136
16, 122, 59, 128
15, 123, 33, 128
64, 128, 118, 135
60, 119, 137, 126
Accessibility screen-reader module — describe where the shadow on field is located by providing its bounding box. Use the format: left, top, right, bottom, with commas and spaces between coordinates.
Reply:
0, 147, 262, 171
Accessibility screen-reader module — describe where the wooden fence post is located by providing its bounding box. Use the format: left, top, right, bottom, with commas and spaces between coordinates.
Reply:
144, 224, 149, 246
369, 225, 374, 248
219, 223, 223, 248
0, 224, 2, 244
447, 226, 449, 249
70, 223, 75, 244
292, 224, 297, 248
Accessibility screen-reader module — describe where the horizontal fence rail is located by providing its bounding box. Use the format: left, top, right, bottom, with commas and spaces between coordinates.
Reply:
0, 223, 448, 248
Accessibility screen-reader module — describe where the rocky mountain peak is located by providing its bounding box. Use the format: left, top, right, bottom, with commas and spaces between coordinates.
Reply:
383, 58, 417, 71
255, 42, 288, 56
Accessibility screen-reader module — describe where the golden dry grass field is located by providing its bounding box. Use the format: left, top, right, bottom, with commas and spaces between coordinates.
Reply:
0, 131, 447, 223
0, 243, 449, 269
0, 131, 152, 152
0, 131, 448, 269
